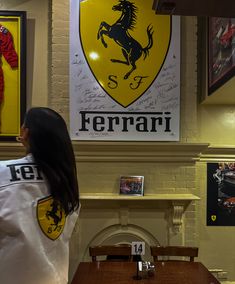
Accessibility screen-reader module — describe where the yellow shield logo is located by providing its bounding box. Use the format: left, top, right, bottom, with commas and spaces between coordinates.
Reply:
37, 196, 66, 240
211, 215, 216, 222
80, 0, 171, 107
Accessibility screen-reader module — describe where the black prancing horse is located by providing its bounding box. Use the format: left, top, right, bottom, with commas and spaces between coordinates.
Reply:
97, 0, 154, 80
46, 201, 63, 231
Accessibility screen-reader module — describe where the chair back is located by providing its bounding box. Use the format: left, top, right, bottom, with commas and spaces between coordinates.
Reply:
89, 244, 132, 262
150, 246, 198, 262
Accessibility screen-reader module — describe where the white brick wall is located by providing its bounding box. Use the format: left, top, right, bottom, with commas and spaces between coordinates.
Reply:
180, 17, 198, 142
51, 0, 70, 122
50, 2, 199, 281
51, 1, 235, 282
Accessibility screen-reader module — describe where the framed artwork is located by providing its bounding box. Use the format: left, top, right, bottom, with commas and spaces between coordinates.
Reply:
70, 0, 180, 141
120, 176, 144, 196
207, 163, 235, 226
208, 17, 235, 94
0, 11, 26, 140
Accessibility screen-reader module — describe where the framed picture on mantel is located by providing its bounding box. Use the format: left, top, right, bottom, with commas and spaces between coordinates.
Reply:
0, 11, 26, 140
120, 176, 144, 196
208, 17, 235, 95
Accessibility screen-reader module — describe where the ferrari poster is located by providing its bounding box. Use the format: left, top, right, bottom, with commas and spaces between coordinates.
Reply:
207, 163, 235, 226
70, 0, 180, 140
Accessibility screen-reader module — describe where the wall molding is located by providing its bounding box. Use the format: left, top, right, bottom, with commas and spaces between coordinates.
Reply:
0, 143, 25, 160
200, 145, 235, 162
3, 141, 235, 163
72, 142, 209, 162
2, 142, 235, 162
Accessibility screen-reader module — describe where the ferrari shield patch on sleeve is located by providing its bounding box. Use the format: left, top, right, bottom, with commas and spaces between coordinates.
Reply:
37, 196, 66, 240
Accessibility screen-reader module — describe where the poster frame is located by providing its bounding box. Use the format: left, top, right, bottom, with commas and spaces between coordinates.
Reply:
0, 10, 26, 141
208, 17, 235, 95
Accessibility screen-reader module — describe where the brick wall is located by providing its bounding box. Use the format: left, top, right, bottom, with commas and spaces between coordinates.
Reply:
50, 0, 70, 122
0, 0, 232, 281
51, 1, 200, 282
180, 16, 198, 142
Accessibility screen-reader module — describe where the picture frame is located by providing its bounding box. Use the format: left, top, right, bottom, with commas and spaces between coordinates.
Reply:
0, 11, 26, 140
208, 17, 235, 95
120, 176, 144, 196
207, 162, 235, 226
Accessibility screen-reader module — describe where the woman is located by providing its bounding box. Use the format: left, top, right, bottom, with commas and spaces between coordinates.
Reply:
0, 107, 80, 284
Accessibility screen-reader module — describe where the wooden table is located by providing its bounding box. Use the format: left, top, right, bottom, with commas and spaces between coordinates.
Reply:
71, 261, 220, 284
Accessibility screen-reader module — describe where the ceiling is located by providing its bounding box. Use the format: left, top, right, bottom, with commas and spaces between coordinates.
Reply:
152, 0, 235, 17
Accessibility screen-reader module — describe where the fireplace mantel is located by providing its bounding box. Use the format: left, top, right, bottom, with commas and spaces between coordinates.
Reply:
80, 193, 199, 200
0, 142, 202, 234
80, 193, 200, 233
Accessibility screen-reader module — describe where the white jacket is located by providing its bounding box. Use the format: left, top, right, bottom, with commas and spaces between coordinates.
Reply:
0, 155, 79, 284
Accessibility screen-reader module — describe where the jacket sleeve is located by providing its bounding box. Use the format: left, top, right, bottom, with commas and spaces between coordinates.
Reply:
0, 27, 18, 68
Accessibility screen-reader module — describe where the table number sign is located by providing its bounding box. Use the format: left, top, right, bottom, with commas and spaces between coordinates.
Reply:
131, 241, 145, 256
131, 241, 145, 280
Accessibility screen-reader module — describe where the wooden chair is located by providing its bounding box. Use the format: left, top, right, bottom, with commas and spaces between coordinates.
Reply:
150, 246, 198, 262
89, 244, 133, 262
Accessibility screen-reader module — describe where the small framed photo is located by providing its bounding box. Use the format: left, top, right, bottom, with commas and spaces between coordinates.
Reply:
120, 176, 144, 196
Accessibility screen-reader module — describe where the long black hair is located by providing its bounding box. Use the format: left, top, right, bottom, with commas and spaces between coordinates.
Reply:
24, 107, 79, 215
